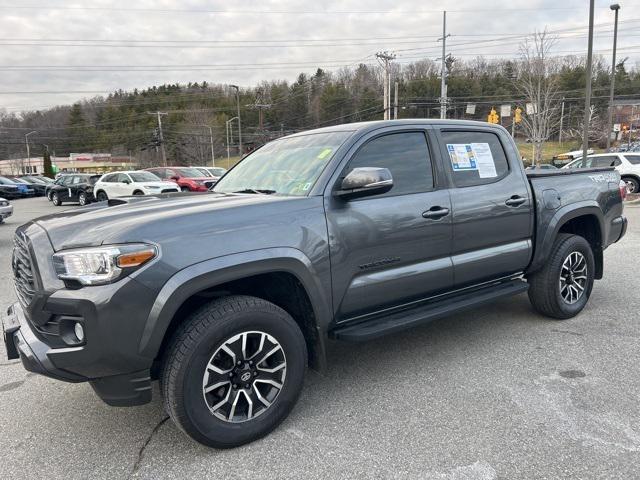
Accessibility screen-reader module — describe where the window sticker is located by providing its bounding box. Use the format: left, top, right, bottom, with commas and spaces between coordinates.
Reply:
470, 143, 498, 178
447, 144, 477, 170
317, 148, 333, 159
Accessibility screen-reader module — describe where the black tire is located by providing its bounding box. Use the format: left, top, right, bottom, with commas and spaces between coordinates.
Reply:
47, 191, 53, 201
51, 192, 61, 206
78, 192, 88, 206
527, 234, 595, 319
180, 186, 190, 192
622, 176, 639, 194
96, 191, 108, 202
161, 295, 307, 448
132, 190, 144, 196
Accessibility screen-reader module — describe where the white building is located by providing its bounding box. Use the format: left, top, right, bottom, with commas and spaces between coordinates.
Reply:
0, 153, 137, 175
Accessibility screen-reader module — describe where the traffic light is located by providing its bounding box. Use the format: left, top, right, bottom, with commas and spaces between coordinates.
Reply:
487, 108, 499, 124
514, 107, 522, 123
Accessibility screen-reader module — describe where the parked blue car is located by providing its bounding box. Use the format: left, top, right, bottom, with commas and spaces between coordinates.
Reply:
0, 176, 34, 198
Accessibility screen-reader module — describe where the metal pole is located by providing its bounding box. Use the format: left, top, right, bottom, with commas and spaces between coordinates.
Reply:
230, 85, 242, 158
157, 112, 167, 167
208, 126, 215, 167
582, 0, 595, 161
226, 121, 230, 164
382, 64, 388, 119
440, 11, 447, 119
559, 99, 565, 144
25, 131, 36, 174
606, 4, 620, 151
629, 105, 635, 149
394, 81, 399, 119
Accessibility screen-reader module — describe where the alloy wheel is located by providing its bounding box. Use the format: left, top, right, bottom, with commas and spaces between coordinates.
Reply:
202, 330, 286, 423
559, 251, 588, 304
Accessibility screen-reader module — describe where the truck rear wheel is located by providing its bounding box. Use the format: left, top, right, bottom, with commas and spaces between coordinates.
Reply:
161, 295, 307, 448
527, 234, 595, 319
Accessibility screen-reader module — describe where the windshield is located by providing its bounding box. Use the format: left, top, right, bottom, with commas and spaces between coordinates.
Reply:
210, 167, 227, 176
130, 171, 161, 182
195, 168, 212, 177
214, 131, 351, 196
0, 176, 17, 185
176, 167, 206, 178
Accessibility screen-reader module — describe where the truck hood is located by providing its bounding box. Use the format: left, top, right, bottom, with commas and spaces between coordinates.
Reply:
34, 192, 303, 250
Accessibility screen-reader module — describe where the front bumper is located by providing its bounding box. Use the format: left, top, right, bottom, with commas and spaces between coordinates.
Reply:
3, 301, 153, 406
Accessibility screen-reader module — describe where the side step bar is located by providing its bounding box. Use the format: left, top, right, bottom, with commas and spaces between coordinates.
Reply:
331, 279, 529, 342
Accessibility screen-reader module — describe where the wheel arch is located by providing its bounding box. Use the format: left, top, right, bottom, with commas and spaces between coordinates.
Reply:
141, 248, 331, 374
529, 203, 605, 279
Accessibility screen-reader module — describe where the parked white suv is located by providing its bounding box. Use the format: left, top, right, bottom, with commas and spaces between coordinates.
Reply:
563, 153, 640, 193
93, 171, 180, 201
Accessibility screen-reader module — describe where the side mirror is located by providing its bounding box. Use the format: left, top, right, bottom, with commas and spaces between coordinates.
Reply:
335, 167, 393, 200
122, 179, 131, 184
170, 176, 180, 181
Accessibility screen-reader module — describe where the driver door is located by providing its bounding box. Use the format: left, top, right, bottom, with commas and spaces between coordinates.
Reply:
325, 129, 453, 323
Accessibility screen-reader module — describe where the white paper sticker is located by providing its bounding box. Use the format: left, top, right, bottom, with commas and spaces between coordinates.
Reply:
470, 143, 497, 178
447, 144, 477, 170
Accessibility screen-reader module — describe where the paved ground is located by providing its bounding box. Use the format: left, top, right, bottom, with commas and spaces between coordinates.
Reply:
1, 197, 639, 480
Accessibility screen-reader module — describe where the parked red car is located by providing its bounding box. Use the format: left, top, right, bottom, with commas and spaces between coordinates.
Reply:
144, 167, 215, 192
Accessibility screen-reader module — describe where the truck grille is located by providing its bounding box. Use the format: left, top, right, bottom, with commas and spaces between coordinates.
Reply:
12, 233, 35, 307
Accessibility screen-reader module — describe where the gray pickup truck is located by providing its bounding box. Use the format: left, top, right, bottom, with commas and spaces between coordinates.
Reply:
3, 120, 628, 448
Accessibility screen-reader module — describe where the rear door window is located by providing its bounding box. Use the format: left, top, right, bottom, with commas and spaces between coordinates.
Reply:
624, 154, 640, 165
441, 130, 509, 187
592, 155, 620, 167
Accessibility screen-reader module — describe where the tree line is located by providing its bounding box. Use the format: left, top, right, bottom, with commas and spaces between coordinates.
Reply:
0, 49, 638, 166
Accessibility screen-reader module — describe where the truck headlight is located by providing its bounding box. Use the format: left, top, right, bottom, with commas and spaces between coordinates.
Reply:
52, 244, 157, 286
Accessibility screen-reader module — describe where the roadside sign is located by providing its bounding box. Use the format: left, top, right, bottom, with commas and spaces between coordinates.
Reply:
466, 103, 476, 115
500, 105, 511, 117
613, 123, 621, 132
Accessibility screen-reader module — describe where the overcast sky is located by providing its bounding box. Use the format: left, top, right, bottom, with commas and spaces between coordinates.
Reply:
0, 0, 638, 113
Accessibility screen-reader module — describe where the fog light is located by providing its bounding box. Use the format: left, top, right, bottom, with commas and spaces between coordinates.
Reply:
74, 322, 85, 342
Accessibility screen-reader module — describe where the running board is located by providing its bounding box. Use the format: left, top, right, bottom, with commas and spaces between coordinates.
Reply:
330, 279, 529, 342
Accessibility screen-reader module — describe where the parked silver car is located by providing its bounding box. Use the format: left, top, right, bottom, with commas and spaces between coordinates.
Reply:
0, 197, 13, 224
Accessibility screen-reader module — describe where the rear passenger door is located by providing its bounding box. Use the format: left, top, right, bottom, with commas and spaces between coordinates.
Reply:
437, 127, 533, 288
326, 128, 453, 322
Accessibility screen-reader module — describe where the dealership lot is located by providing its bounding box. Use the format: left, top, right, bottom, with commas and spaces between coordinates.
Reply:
1, 196, 639, 479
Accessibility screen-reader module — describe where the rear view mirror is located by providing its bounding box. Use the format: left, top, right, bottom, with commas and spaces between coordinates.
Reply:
335, 167, 393, 200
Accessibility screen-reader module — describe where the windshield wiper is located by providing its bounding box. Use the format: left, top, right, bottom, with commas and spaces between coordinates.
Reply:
232, 188, 277, 195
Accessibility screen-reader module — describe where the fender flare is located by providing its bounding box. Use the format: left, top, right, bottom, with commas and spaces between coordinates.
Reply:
137, 247, 332, 366
529, 201, 605, 274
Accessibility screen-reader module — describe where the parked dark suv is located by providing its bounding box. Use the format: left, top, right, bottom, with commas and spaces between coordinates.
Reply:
3, 120, 628, 449
49, 174, 100, 206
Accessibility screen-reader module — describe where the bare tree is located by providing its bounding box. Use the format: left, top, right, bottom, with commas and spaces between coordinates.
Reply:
514, 31, 562, 166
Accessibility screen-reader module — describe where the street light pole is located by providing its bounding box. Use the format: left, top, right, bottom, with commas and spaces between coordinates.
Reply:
606, 3, 620, 151
229, 85, 242, 158
25, 130, 37, 174
225, 117, 238, 169
582, 0, 595, 161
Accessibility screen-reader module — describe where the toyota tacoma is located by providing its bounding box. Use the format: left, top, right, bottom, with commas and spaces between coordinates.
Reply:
3, 120, 628, 448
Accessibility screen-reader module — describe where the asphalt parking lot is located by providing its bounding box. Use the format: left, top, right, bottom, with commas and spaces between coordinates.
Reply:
1, 196, 639, 479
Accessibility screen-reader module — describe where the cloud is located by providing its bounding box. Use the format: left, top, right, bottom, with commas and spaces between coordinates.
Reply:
0, 0, 635, 112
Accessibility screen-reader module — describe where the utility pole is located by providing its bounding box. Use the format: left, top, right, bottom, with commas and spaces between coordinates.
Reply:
582, 0, 595, 161
559, 98, 565, 144
226, 116, 238, 168
438, 11, 450, 119
376, 52, 396, 120
606, 3, 621, 151
196, 125, 215, 167
229, 85, 242, 157
148, 112, 168, 166
25, 130, 37, 174
394, 81, 399, 119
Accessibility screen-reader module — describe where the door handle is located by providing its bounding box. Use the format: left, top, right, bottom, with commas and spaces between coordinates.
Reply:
505, 196, 526, 207
422, 206, 450, 219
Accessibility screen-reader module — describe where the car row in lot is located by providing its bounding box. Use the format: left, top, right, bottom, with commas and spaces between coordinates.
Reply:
0, 174, 54, 199
44, 166, 228, 205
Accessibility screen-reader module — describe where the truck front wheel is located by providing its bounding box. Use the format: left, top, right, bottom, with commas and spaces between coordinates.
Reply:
527, 234, 595, 319
161, 295, 307, 448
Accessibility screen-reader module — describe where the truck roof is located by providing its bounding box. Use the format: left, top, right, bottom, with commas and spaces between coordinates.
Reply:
285, 119, 505, 138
